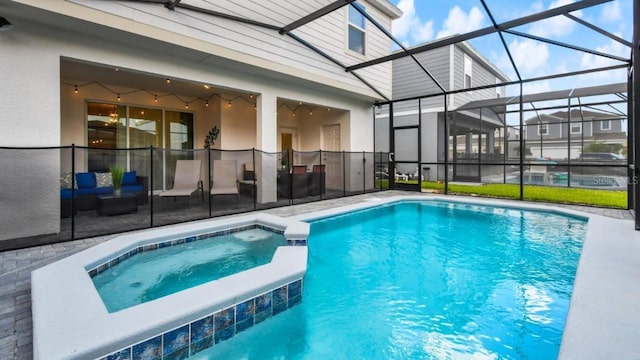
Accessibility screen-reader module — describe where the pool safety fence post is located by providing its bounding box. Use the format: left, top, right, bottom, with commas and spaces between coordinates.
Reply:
518, 83, 524, 201
149, 146, 154, 227
208, 148, 212, 217
634, 0, 640, 229
319, 150, 324, 200
252, 148, 257, 210
627, 63, 635, 211
71, 143, 76, 241
444, 95, 449, 194
343, 151, 347, 197
362, 151, 366, 194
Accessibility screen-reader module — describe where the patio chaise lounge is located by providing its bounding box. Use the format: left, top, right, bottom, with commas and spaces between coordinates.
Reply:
210, 159, 239, 202
159, 159, 203, 201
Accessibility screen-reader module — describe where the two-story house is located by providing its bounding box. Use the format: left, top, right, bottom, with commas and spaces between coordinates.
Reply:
524, 103, 627, 160
0, 0, 401, 241
376, 39, 510, 182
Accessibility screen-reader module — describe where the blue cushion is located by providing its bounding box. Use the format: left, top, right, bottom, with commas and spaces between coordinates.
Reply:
121, 184, 143, 193
76, 172, 96, 189
122, 171, 137, 186
60, 189, 73, 200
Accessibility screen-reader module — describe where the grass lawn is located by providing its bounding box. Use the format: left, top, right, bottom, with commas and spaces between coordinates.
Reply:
418, 181, 627, 209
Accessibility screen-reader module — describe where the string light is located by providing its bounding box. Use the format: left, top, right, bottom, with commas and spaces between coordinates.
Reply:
64, 82, 256, 110
166, 78, 171, 84
185, 102, 189, 109
309, 109, 313, 116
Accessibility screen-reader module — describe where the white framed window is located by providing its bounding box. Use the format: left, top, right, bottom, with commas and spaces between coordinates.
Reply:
464, 54, 472, 88
570, 122, 582, 134
538, 123, 548, 135
601, 119, 611, 130
347, 3, 366, 55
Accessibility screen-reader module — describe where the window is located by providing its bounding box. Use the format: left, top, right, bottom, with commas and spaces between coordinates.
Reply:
538, 123, 548, 135
570, 122, 582, 134
348, 3, 365, 55
464, 54, 472, 89
601, 119, 611, 130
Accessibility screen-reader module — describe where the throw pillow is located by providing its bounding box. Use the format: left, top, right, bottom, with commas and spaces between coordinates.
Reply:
76, 172, 97, 189
60, 173, 73, 189
122, 171, 137, 186
95, 172, 114, 188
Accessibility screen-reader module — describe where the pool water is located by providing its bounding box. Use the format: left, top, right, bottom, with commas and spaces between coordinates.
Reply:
195, 201, 587, 359
92, 228, 286, 312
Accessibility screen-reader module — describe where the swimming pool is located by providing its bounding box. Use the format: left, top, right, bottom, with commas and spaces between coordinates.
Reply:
92, 228, 287, 312
198, 200, 587, 359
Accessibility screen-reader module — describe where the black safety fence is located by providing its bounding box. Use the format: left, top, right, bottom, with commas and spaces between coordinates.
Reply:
0, 146, 387, 251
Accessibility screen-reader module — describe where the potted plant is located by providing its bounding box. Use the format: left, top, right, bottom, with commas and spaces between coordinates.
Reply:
110, 166, 124, 196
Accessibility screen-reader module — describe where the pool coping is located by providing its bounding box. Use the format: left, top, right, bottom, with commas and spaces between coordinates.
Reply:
290, 195, 640, 359
31, 213, 309, 360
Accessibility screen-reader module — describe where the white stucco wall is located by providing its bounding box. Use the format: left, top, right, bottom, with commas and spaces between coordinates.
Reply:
0, 8, 377, 240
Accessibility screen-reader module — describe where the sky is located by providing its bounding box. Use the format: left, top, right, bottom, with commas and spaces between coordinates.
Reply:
389, 0, 633, 95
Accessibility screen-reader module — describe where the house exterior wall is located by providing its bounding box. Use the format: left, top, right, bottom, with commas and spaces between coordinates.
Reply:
452, 45, 506, 107
392, 46, 450, 112
0, 1, 385, 240
58, 0, 395, 99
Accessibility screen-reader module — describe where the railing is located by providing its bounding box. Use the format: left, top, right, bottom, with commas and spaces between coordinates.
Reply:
0, 146, 388, 251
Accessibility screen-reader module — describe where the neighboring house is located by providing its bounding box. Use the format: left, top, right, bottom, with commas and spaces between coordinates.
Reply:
0, 0, 401, 241
377, 39, 510, 181
524, 107, 627, 160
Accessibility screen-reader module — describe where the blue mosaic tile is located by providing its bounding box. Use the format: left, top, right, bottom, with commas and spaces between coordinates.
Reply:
158, 240, 172, 249
185, 236, 196, 243
142, 244, 158, 252
273, 301, 287, 316
214, 308, 235, 331
255, 293, 272, 313
89, 268, 98, 278
163, 325, 189, 355
129, 248, 139, 257
97, 263, 108, 274
254, 309, 271, 325
272, 286, 287, 306
196, 233, 209, 240
288, 295, 302, 308
162, 346, 188, 360
120, 252, 130, 261
109, 257, 120, 267
100, 348, 131, 360
190, 337, 213, 356
132, 335, 161, 360
288, 280, 302, 298
294, 239, 307, 246
214, 327, 234, 344
190, 316, 213, 343
236, 317, 254, 333
235, 299, 255, 323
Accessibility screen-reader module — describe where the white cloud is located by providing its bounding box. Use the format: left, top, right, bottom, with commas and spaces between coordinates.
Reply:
436, 6, 484, 39
600, 1, 622, 22
392, 0, 434, 45
497, 39, 550, 77
529, 0, 582, 38
580, 36, 629, 81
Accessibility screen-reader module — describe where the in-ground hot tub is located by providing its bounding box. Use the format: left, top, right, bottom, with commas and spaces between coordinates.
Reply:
31, 213, 309, 360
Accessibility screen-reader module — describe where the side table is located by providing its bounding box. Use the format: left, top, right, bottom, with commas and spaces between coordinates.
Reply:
96, 193, 138, 216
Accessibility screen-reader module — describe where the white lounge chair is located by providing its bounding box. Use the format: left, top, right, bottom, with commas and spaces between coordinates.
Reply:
210, 160, 239, 202
159, 159, 203, 201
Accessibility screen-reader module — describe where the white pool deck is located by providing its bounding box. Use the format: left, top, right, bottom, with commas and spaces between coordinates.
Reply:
2, 191, 638, 359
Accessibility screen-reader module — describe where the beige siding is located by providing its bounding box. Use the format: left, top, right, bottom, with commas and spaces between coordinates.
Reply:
64, 0, 393, 99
